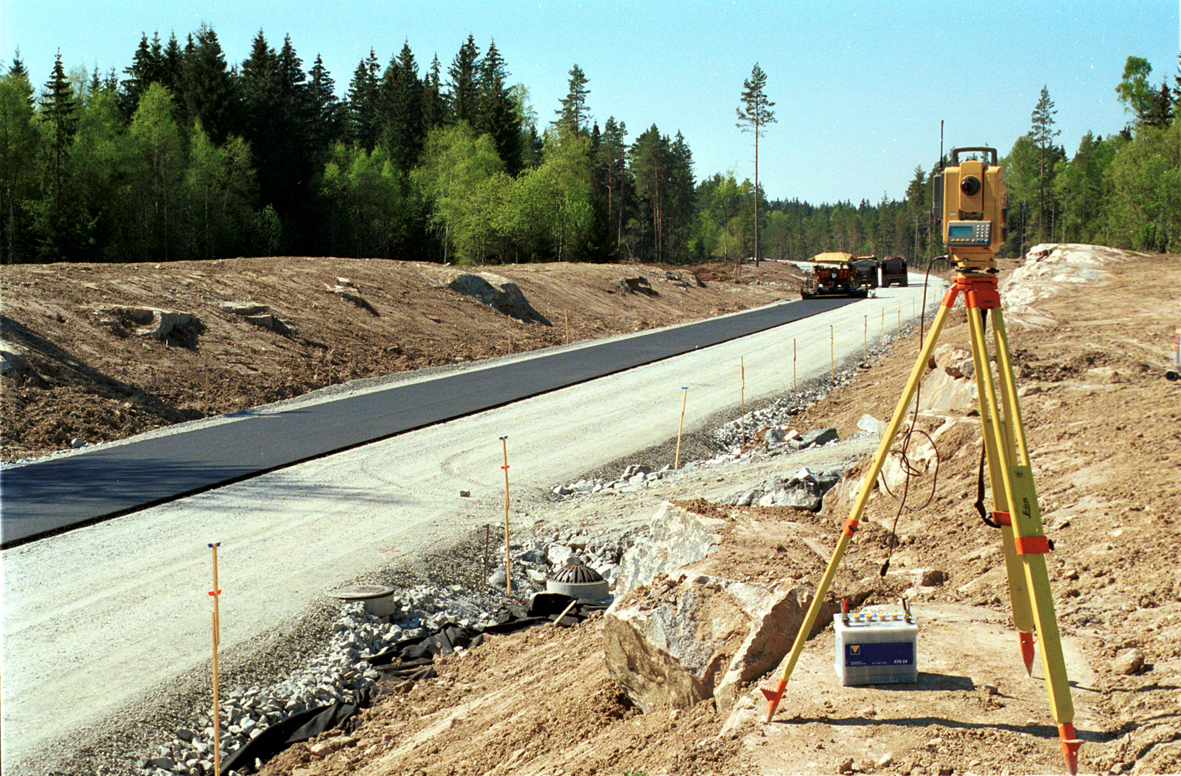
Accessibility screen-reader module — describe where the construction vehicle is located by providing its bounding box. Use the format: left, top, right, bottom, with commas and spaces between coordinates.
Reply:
850, 255, 879, 288
800, 256, 869, 299
881, 255, 909, 287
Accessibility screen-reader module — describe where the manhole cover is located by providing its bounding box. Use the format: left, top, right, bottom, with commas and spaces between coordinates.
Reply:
550, 564, 604, 584
328, 585, 395, 600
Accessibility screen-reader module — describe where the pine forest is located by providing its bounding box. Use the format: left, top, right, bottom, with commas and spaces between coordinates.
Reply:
2, 29, 1179, 267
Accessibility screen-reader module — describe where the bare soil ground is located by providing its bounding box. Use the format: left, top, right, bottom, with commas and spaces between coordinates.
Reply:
3, 250, 1180, 775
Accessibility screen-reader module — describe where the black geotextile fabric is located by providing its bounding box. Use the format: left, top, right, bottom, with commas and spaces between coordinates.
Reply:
220, 593, 608, 774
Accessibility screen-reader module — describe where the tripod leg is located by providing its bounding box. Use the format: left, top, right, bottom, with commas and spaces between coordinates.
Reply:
967, 304, 1081, 774
763, 289, 957, 722
966, 310, 1037, 672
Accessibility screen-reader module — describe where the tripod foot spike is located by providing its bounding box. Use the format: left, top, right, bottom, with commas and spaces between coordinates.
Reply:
761, 679, 787, 723
1059, 723, 1082, 775
1020, 631, 1036, 676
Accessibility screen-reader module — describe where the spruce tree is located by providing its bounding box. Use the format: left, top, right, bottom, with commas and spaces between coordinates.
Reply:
736, 63, 775, 265
40, 52, 78, 202
447, 35, 481, 125
308, 54, 344, 154
380, 42, 424, 172
181, 24, 238, 144
477, 40, 521, 174
346, 50, 381, 150
421, 55, 447, 132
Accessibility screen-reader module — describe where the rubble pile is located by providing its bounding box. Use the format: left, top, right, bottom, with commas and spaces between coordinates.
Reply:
139, 530, 636, 776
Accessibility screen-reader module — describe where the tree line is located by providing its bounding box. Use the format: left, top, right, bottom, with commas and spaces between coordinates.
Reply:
2, 28, 1179, 267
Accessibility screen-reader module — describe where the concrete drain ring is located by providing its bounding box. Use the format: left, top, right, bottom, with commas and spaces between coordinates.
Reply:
328, 585, 397, 617
546, 564, 609, 601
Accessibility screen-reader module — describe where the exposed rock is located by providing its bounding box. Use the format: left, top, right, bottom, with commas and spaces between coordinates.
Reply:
728, 467, 842, 512
0, 340, 29, 374
326, 284, 379, 316
447, 273, 549, 324
309, 735, 354, 757
615, 276, 656, 296
244, 313, 297, 338
219, 301, 269, 317
915, 344, 977, 414
95, 305, 201, 342
795, 427, 839, 449
603, 573, 765, 712
614, 502, 724, 596
1111, 648, 1145, 676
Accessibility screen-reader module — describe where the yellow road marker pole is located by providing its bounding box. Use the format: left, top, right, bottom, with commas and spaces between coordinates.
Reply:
740, 358, 746, 447
674, 387, 688, 469
829, 325, 834, 382
208, 543, 223, 776
792, 339, 797, 394
500, 436, 511, 596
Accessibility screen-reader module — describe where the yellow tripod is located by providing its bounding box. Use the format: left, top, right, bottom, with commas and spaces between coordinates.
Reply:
761, 269, 1082, 774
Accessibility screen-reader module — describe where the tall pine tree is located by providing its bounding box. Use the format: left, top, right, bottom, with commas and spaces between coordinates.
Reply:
736, 63, 775, 265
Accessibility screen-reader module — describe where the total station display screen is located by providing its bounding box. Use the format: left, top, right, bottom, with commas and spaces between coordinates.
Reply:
948, 225, 974, 238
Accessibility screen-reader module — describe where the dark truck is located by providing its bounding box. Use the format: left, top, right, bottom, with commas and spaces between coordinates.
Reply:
850, 255, 879, 288
881, 256, 908, 287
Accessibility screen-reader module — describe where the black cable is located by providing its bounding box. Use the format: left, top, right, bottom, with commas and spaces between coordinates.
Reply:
880, 261, 941, 577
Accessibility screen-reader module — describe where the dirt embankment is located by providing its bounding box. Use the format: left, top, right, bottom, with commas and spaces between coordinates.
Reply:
0, 258, 800, 462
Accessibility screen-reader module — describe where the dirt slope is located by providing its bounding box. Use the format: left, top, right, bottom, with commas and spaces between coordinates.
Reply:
258, 249, 1181, 776
0, 258, 799, 462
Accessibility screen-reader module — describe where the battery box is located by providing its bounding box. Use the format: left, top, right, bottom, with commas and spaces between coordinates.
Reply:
834, 610, 918, 685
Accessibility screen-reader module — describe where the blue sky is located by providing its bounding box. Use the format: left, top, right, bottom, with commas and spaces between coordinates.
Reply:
4, 1, 1178, 204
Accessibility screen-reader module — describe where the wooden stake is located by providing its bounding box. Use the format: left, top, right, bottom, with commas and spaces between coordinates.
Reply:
674, 387, 688, 469
830, 325, 835, 382
483, 524, 490, 584
898, 305, 902, 337
740, 358, 746, 447
793, 339, 797, 394
881, 308, 886, 346
864, 315, 868, 363
500, 437, 511, 596
552, 598, 578, 627
208, 543, 222, 776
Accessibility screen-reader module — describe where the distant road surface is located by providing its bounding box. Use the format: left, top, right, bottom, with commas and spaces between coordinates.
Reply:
1, 296, 860, 545
0, 279, 940, 771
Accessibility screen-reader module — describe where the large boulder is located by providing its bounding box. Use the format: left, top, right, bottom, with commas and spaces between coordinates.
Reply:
603, 573, 831, 713
614, 502, 725, 597
728, 467, 843, 511
604, 502, 844, 714
447, 273, 549, 324
914, 344, 977, 414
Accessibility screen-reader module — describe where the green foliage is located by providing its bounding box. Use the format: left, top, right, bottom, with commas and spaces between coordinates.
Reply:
1116, 56, 1156, 128
1105, 120, 1181, 252
7, 33, 1178, 268
322, 142, 412, 259
413, 122, 506, 263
